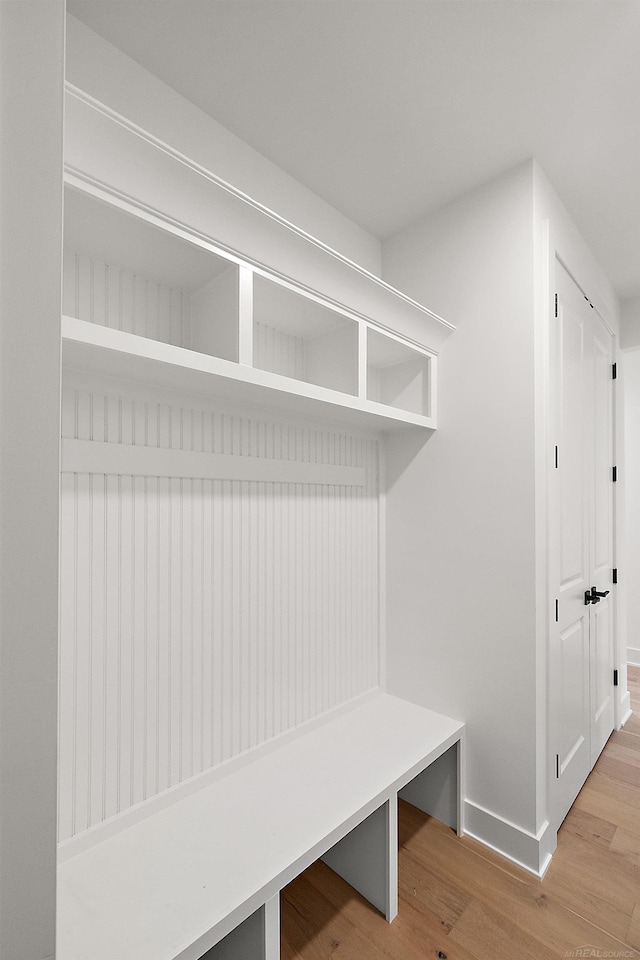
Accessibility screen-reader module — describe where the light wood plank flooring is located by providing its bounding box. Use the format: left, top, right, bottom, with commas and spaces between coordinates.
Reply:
281, 667, 640, 960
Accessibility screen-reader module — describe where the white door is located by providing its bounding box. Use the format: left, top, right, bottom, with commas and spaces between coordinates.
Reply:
550, 261, 615, 828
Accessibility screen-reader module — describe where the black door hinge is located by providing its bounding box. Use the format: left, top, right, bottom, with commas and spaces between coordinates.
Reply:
555, 445, 559, 469
612, 362, 617, 380
554, 293, 558, 317
555, 754, 560, 778
613, 466, 618, 482
613, 568, 618, 584
613, 669, 619, 687
555, 599, 559, 622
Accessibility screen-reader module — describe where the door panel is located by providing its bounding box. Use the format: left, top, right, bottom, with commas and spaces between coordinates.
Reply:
557, 619, 589, 776
593, 600, 612, 725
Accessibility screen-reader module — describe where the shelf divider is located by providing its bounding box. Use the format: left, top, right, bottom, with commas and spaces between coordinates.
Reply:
238, 264, 253, 366
358, 322, 368, 400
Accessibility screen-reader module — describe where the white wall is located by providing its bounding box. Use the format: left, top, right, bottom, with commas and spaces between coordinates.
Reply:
65, 16, 382, 279
623, 349, 640, 665
0, 3, 64, 957
382, 162, 541, 867
621, 297, 640, 349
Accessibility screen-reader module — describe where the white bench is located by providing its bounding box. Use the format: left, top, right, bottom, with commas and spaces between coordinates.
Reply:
57, 694, 464, 960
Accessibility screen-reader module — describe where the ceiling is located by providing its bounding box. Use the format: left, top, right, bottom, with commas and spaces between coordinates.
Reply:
67, 1, 640, 302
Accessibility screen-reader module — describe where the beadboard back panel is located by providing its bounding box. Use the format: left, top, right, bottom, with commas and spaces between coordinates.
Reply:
63, 247, 192, 347
58, 373, 381, 842
254, 320, 305, 381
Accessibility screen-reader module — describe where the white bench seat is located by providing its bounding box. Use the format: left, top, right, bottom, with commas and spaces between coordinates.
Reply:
57, 694, 464, 960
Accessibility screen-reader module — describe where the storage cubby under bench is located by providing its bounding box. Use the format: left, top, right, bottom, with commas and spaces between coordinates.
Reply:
57, 695, 464, 960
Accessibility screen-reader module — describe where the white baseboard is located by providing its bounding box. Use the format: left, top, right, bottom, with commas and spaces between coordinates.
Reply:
462, 799, 555, 877
627, 647, 640, 667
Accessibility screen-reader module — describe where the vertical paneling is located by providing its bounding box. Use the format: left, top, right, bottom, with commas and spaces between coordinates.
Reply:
254, 321, 305, 380
59, 377, 380, 842
62, 249, 191, 348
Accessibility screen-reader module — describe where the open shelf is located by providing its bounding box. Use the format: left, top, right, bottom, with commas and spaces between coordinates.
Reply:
253, 275, 358, 396
62, 317, 435, 432
63, 186, 240, 362
366, 327, 433, 419
62, 180, 440, 432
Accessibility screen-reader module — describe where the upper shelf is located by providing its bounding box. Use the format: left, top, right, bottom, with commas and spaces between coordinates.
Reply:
62, 183, 438, 432
65, 86, 455, 355
62, 317, 434, 432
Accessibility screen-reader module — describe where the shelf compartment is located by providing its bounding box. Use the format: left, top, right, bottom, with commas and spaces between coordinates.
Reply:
63, 185, 240, 362
253, 275, 358, 396
366, 328, 433, 419
62, 317, 434, 432
61, 181, 440, 431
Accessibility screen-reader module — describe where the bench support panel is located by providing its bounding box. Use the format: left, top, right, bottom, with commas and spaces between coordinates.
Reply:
321, 799, 398, 922
399, 742, 460, 833
201, 896, 279, 960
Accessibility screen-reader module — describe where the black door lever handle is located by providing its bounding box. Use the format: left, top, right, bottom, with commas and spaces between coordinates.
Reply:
585, 586, 610, 605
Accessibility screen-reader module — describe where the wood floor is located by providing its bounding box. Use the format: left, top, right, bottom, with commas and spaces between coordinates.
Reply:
281, 666, 640, 960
